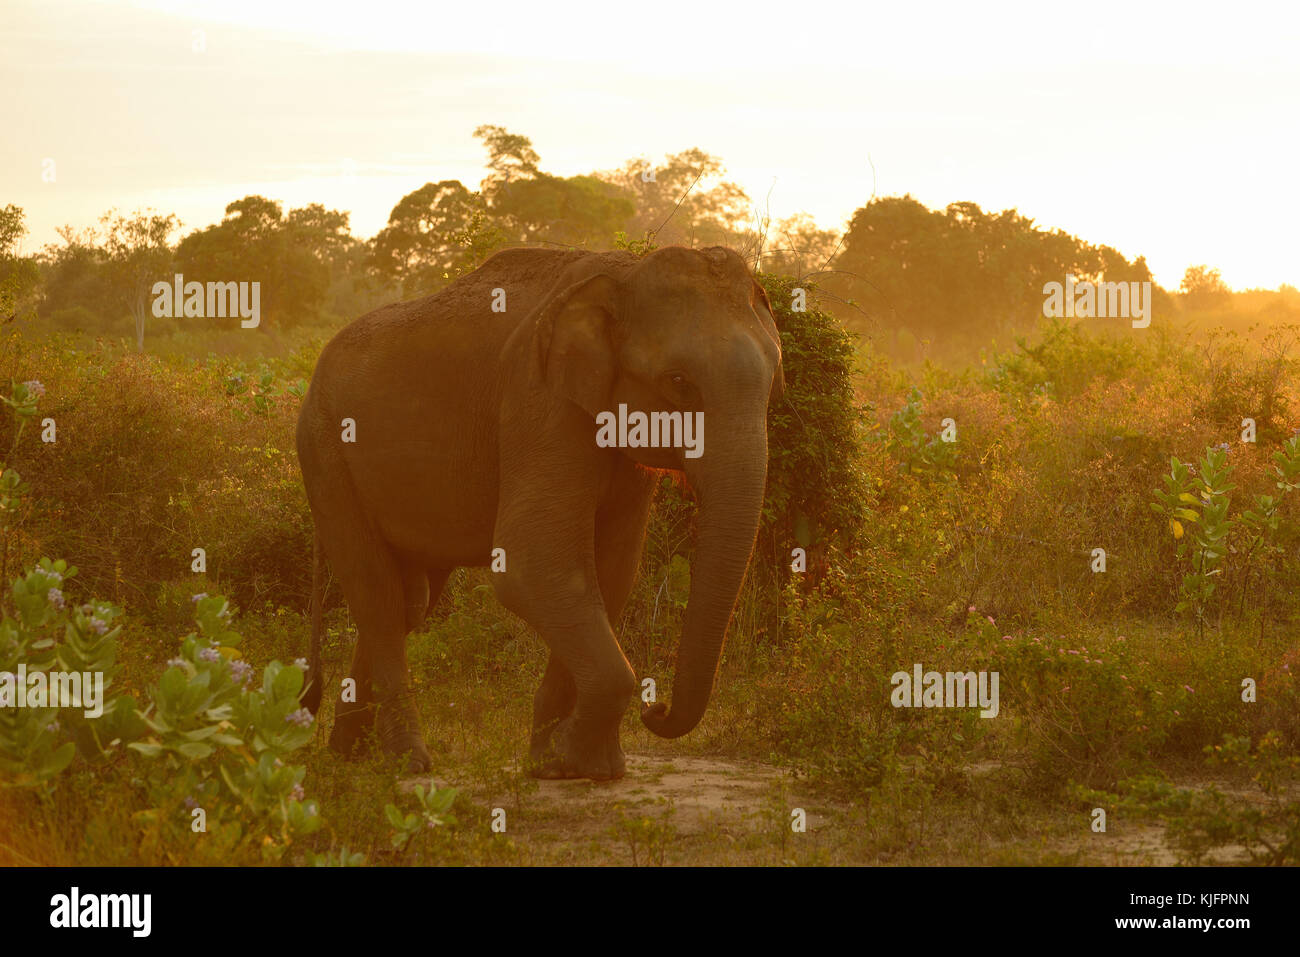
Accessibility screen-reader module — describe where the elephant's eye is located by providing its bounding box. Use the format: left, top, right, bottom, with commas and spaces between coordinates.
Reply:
659, 370, 698, 405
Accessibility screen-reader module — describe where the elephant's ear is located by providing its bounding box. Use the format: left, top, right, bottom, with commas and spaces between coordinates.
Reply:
534, 273, 622, 417
751, 279, 786, 406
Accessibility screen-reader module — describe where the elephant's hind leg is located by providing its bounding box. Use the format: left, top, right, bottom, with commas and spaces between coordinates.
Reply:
310, 487, 432, 773
332, 639, 374, 757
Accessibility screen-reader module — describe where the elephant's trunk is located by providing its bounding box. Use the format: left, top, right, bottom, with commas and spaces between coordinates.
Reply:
641, 417, 768, 739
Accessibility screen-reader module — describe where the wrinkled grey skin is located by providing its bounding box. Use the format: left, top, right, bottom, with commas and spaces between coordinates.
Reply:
297, 245, 783, 779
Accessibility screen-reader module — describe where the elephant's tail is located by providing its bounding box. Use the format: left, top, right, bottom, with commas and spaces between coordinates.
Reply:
302, 530, 325, 715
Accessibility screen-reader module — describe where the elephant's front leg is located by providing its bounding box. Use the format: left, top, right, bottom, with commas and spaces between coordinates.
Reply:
493, 419, 638, 780
529, 461, 653, 774
527, 617, 637, 781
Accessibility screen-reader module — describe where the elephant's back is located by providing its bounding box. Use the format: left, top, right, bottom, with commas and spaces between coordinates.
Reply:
306, 246, 638, 416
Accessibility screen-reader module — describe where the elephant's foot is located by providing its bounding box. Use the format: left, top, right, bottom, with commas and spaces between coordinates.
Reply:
530, 715, 625, 781
376, 688, 432, 774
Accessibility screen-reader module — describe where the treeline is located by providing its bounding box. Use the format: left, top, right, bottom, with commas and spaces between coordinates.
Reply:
827, 198, 1166, 353
1, 125, 1295, 359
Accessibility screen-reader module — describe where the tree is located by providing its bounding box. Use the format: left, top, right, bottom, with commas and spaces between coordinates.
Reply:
1180, 265, 1231, 310
370, 181, 503, 296
489, 172, 634, 248
0, 206, 41, 324
99, 209, 181, 351
37, 225, 112, 332
469, 126, 636, 249
281, 203, 353, 322
597, 147, 753, 250
473, 124, 541, 199
763, 212, 841, 279
285, 204, 352, 267
174, 196, 352, 329
826, 195, 1156, 355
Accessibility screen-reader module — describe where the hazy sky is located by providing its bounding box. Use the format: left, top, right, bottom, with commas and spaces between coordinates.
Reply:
5, 0, 1299, 290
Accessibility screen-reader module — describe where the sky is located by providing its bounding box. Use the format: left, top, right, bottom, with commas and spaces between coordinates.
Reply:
4, 0, 1299, 291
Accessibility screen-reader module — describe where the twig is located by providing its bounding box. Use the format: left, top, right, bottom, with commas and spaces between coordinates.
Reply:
650, 170, 704, 242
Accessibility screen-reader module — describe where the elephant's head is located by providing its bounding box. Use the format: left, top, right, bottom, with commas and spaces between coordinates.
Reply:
529, 245, 784, 738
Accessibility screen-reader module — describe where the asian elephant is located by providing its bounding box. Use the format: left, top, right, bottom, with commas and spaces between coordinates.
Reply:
296, 244, 784, 780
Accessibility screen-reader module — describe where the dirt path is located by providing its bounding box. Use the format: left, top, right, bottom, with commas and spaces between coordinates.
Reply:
413, 752, 835, 865
401, 755, 1278, 865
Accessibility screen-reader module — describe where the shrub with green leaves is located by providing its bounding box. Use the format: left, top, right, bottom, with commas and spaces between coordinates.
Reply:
0, 560, 133, 787
1151, 447, 1233, 633
1152, 437, 1300, 633
385, 781, 459, 855
1235, 435, 1300, 619
1, 584, 324, 863
0, 374, 323, 862
127, 594, 322, 860
881, 386, 958, 476
995, 630, 1163, 789
757, 273, 871, 553
0, 336, 314, 618
0, 382, 139, 789
986, 318, 1149, 401
755, 581, 901, 795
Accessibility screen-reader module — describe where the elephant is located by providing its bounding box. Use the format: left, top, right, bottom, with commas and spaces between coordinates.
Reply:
296, 244, 784, 780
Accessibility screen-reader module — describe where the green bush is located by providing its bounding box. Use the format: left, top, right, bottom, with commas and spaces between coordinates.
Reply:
880, 386, 958, 475
757, 273, 871, 557
0, 373, 330, 865
0, 334, 313, 618
0, 560, 134, 786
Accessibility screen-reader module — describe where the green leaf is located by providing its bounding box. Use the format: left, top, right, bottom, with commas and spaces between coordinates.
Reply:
385, 804, 406, 829
128, 740, 164, 758
47, 741, 76, 775
272, 662, 303, 699
159, 666, 187, 701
